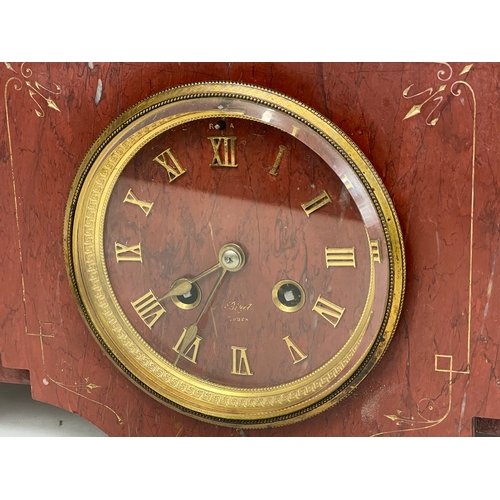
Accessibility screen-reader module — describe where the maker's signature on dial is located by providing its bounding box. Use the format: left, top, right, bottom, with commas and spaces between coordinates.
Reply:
224, 301, 252, 322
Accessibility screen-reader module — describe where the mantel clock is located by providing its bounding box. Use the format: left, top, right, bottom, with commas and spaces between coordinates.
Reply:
64, 82, 405, 428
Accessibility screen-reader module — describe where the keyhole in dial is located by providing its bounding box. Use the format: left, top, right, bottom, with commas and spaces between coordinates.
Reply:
171, 281, 202, 310
214, 120, 226, 130
272, 280, 306, 313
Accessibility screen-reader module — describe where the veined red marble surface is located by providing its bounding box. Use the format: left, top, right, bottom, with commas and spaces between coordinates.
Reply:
0, 62, 496, 436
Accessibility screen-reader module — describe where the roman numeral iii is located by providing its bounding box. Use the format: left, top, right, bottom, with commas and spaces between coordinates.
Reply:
325, 247, 356, 268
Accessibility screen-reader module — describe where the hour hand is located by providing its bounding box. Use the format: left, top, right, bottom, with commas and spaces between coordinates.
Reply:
160, 242, 246, 302
159, 262, 222, 301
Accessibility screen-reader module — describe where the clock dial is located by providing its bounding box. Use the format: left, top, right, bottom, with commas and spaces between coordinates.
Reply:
105, 117, 378, 388
65, 82, 404, 427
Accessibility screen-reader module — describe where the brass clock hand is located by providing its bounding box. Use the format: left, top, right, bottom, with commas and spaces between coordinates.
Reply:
173, 243, 246, 366
174, 267, 228, 366
158, 261, 222, 301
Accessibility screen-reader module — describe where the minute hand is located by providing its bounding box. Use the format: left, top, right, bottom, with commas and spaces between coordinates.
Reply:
174, 267, 227, 366
172, 243, 246, 367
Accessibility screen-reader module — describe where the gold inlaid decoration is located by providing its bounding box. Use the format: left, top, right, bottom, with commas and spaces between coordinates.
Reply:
373, 354, 453, 436
4, 63, 122, 424
403, 63, 475, 376
403, 62, 473, 126
26, 323, 123, 425
375, 62, 476, 435
4, 62, 62, 117
4, 63, 64, 339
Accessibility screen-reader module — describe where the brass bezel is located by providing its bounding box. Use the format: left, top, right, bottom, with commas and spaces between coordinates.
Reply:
64, 82, 405, 428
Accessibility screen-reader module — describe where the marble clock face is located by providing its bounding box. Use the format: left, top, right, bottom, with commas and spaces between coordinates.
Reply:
64, 83, 405, 427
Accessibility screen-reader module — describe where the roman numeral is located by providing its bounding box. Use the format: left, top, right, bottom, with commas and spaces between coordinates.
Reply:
208, 136, 238, 167
269, 145, 287, 176
283, 336, 308, 364
325, 247, 356, 268
131, 290, 166, 329
312, 296, 345, 328
301, 190, 332, 216
371, 240, 382, 263
340, 173, 354, 190
231, 346, 253, 376
123, 189, 154, 216
153, 148, 186, 182
115, 242, 143, 263
173, 328, 202, 364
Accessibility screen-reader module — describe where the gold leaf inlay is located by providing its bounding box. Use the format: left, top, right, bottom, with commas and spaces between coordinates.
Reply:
459, 64, 473, 76
403, 103, 422, 120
